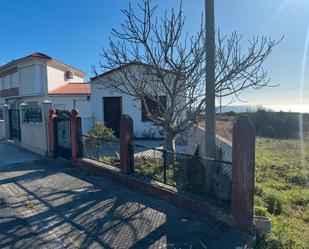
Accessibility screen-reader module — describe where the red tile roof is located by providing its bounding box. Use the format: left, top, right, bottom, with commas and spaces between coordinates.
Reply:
48, 83, 91, 95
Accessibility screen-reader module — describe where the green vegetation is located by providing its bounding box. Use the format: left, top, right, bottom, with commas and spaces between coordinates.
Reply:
84, 121, 115, 158
254, 138, 309, 249
134, 155, 207, 194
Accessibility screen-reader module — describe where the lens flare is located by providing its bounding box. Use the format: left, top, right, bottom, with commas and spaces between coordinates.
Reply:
259, 0, 291, 33
299, 27, 309, 168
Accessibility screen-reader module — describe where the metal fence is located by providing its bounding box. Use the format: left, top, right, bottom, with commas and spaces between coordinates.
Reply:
133, 143, 232, 199
80, 134, 120, 168
23, 106, 42, 123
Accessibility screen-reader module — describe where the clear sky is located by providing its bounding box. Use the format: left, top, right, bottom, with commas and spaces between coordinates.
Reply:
0, 0, 308, 106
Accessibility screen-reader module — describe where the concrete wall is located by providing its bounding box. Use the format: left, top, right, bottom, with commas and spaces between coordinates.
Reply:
186, 124, 232, 162
0, 120, 4, 138
19, 102, 51, 156
20, 123, 47, 155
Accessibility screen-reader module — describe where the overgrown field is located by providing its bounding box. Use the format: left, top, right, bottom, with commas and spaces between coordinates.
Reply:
254, 138, 309, 249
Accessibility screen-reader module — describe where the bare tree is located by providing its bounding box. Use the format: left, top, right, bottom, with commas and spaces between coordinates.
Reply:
94, 0, 281, 156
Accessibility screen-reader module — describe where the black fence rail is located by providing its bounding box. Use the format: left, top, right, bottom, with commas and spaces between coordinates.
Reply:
78, 135, 232, 200
80, 134, 120, 168
133, 143, 232, 199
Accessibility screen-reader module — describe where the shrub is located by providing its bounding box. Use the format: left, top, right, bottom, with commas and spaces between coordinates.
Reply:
265, 193, 283, 215
255, 206, 268, 216
245, 110, 300, 139
85, 122, 115, 158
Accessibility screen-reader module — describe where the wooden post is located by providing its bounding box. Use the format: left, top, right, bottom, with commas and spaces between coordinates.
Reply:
232, 116, 256, 233
71, 109, 82, 162
48, 108, 57, 158
120, 114, 134, 175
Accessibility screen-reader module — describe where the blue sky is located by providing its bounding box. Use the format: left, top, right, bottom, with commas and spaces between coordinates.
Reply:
0, 0, 308, 106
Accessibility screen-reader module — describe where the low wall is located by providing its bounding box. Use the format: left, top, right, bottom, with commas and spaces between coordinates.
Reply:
20, 123, 48, 156
186, 124, 232, 161
73, 158, 234, 226
0, 120, 5, 139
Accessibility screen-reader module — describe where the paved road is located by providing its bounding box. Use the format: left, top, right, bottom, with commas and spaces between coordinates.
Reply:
0, 142, 251, 248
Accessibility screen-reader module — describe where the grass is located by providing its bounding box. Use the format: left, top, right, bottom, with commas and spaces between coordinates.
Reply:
203, 113, 309, 248
254, 138, 309, 249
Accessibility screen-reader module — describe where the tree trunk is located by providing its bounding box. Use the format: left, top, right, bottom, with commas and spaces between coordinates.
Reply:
164, 133, 176, 168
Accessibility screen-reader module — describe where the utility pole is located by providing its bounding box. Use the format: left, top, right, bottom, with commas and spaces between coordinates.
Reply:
205, 0, 216, 192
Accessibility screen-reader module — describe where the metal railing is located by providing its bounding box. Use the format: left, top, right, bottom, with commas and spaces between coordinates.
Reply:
23, 106, 42, 123
80, 134, 120, 168
132, 143, 232, 198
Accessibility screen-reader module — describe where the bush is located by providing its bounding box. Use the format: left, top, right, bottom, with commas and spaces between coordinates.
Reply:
245, 109, 300, 139
265, 193, 283, 215
85, 122, 115, 158
255, 206, 268, 216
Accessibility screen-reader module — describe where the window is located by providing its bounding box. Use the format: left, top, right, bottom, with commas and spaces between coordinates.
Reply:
141, 96, 167, 122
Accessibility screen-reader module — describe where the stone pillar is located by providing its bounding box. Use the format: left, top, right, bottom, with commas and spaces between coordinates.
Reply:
120, 114, 134, 175
232, 116, 256, 233
48, 108, 57, 158
3, 104, 10, 139
71, 109, 82, 161
42, 100, 53, 154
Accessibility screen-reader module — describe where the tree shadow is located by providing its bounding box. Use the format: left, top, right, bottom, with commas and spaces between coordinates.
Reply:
0, 158, 251, 249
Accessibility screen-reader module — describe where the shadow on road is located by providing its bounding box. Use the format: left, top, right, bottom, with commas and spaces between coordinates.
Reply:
0, 158, 251, 249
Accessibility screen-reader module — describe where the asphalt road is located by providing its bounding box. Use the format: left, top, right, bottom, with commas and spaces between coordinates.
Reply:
0, 142, 252, 249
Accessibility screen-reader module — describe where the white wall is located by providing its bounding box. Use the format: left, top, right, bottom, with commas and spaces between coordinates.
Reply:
47, 62, 84, 91
20, 123, 47, 155
47, 95, 92, 133
19, 64, 46, 96
186, 124, 232, 162
0, 120, 4, 138
91, 82, 161, 137
0, 58, 47, 99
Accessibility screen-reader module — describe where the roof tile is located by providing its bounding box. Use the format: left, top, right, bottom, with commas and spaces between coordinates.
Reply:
48, 83, 90, 95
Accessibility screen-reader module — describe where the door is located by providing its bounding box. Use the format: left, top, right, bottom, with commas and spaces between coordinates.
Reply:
9, 109, 21, 141
103, 97, 122, 137
55, 110, 72, 160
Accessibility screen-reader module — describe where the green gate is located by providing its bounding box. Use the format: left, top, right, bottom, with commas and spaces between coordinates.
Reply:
9, 108, 21, 141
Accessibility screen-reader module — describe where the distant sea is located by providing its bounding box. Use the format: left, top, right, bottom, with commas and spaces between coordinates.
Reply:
217, 104, 309, 114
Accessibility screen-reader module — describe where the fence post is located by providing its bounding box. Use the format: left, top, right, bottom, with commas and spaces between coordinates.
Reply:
120, 114, 134, 175
3, 104, 10, 139
48, 108, 57, 158
71, 109, 82, 162
232, 116, 256, 233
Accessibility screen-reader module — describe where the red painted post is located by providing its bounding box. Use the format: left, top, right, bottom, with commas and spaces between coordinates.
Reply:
120, 114, 134, 175
71, 109, 82, 162
232, 116, 256, 233
48, 108, 57, 158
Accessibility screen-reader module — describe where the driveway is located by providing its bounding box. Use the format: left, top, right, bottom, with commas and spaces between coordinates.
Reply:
0, 142, 252, 248
0, 141, 42, 165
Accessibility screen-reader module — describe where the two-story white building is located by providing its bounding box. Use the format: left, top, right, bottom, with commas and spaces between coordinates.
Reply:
0, 52, 92, 134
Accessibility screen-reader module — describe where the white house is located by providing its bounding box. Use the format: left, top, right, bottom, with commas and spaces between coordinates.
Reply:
90, 63, 166, 138
0, 52, 92, 135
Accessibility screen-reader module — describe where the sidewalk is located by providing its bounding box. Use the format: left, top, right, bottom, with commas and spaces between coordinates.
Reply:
0, 143, 252, 249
